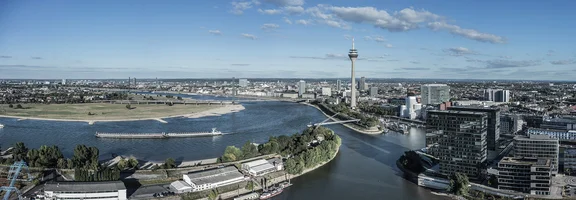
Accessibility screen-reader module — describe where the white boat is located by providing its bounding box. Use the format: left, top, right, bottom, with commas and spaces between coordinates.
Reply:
0, 124, 4, 128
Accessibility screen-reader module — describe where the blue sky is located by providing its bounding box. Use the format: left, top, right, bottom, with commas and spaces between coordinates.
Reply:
1, 0, 575, 80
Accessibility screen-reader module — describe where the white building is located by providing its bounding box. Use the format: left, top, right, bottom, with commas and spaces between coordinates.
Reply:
183, 166, 245, 192
44, 181, 127, 200
241, 159, 277, 176
369, 87, 378, 97
421, 84, 450, 105
321, 87, 332, 96
61, 79, 66, 85
170, 180, 193, 194
514, 135, 559, 174
403, 96, 421, 120
298, 80, 306, 97
239, 79, 249, 87
484, 89, 510, 102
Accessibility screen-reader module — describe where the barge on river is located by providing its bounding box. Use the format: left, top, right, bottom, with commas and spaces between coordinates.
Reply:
95, 128, 222, 139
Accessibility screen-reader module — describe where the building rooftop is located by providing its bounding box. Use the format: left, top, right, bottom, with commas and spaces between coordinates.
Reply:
449, 106, 501, 111
243, 159, 269, 168
249, 163, 275, 173
514, 134, 558, 141
190, 170, 244, 185
428, 110, 487, 116
422, 84, 448, 87
500, 157, 551, 166
45, 181, 126, 192
186, 166, 238, 180
170, 181, 192, 190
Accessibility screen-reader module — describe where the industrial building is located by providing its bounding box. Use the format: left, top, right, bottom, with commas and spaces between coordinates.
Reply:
426, 110, 488, 178
488, 157, 552, 195
448, 106, 501, 151
182, 166, 245, 192
44, 181, 127, 200
420, 84, 450, 105
241, 158, 282, 176
170, 180, 193, 194
513, 135, 559, 174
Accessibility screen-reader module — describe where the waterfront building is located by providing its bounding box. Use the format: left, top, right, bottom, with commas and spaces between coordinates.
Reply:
322, 87, 332, 96
298, 80, 306, 97
369, 87, 378, 97
527, 128, 576, 141
420, 84, 450, 105
448, 106, 501, 151
426, 110, 488, 178
183, 166, 245, 192
239, 79, 249, 87
403, 96, 422, 120
241, 159, 278, 176
359, 76, 366, 91
348, 38, 358, 109
44, 181, 127, 200
488, 157, 552, 195
170, 180, 193, 194
513, 135, 559, 174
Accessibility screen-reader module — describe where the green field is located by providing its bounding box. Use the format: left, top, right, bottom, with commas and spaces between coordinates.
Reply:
0, 103, 221, 120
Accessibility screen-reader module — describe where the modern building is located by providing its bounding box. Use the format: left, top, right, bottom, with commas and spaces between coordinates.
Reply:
448, 106, 501, 151
369, 87, 378, 97
241, 159, 280, 176
489, 157, 552, 195
420, 84, 450, 105
514, 135, 559, 174
44, 181, 127, 200
239, 79, 249, 87
426, 110, 488, 178
61, 79, 66, 85
403, 96, 422, 120
348, 38, 358, 109
298, 80, 306, 97
183, 166, 245, 192
336, 80, 342, 91
541, 117, 576, 130
484, 89, 510, 102
359, 76, 366, 91
321, 87, 332, 96
527, 128, 576, 142
564, 148, 576, 172
501, 114, 524, 135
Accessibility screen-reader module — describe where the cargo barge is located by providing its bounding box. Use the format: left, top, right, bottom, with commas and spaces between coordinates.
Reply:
95, 128, 222, 139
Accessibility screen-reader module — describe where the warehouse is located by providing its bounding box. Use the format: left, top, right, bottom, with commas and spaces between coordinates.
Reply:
44, 181, 127, 200
241, 159, 277, 176
183, 166, 245, 192
170, 180, 193, 194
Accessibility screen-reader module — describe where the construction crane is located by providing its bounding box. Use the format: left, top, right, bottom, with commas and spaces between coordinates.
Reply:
1, 161, 32, 200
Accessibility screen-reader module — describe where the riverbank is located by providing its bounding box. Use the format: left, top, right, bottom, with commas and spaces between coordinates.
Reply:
301, 102, 383, 135
0, 104, 244, 124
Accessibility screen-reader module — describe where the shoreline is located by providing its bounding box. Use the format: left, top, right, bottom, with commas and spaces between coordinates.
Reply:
0, 104, 245, 124
301, 102, 383, 135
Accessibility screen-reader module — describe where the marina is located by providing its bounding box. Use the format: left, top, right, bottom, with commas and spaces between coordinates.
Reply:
95, 128, 223, 139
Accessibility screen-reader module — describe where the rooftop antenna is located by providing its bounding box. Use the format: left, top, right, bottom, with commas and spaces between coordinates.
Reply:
352, 37, 355, 49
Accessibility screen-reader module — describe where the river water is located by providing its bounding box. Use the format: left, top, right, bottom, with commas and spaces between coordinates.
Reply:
0, 96, 446, 200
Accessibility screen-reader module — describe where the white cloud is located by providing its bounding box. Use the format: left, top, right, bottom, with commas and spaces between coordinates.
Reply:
364, 35, 386, 42
231, 0, 259, 15
241, 33, 258, 40
385, 44, 393, 48
284, 6, 304, 14
428, 21, 505, 44
258, 8, 282, 15
261, 23, 280, 30
295, 19, 312, 25
283, 17, 292, 24
485, 59, 539, 69
262, 0, 304, 7
550, 60, 576, 65
320, 19, 349, 29
443, 47, 475, 56
208, 30, 222, 35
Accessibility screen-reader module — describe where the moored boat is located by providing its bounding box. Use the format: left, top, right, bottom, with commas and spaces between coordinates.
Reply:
0, 124, 4, 128
259, 187, 283, 199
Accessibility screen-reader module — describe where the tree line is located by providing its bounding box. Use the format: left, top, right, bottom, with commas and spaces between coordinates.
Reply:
74, 167, 120, 182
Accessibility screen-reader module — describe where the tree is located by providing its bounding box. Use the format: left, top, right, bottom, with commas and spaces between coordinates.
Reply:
245, 181, 254, 191
164, 158, 176, 169
488, 174, 499, 187
117, 159, 127, 170
241, 141, 258, 159
566, 168, 572, 176
208, 190, 218, 200
125, 104, 131, 109
447, 172, 470, 196
221, 146, 242, 162
13, 142, 28, 161
8, 104, 13, 108
127, 157, 139, 169
16, 104, 23, 109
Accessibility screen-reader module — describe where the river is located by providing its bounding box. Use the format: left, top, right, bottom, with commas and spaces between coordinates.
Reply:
0, 96, 447, 200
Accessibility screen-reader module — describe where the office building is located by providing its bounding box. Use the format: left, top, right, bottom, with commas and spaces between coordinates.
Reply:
426, 110, 488, 178
514, 135, 559, 174
183, 166, 245, 192
298, 80, 306, 97
239, 79, 248, 87
489, 157, 552, 195
541, 117, 576, 130
484, 89, 510, 102
564, 148, 576, 172
527, 128, 576, 142
359, 76, 366, 91
348, 38, 358, 109
420, 84, 450, 105
44, 181, 127, 200
369, 87, 378, 97
322, 87, 332, 96
501, 114, 524, 135
448, 106, 501, 151
61, 79, 66, 85
133, 77, 137, 86
336, 80, 342, 91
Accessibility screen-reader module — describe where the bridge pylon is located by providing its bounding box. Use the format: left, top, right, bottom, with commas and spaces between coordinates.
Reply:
1, 160, 33, 200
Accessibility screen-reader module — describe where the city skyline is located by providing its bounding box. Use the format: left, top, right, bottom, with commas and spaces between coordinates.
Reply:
1, 0, 576, 80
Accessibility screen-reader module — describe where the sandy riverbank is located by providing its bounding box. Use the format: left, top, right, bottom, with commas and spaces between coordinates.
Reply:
0, 104, 245, 124
301, 102, 383, 135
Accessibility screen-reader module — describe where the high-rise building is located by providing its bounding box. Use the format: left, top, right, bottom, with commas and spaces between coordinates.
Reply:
513, 134, 559, 174
500, 114, 524, 135
128, 77, 131, 87
420, 84, 450, 105
239, 79, 248, 87
336, 80, 341, 91
489, 157, 552, 195
321, 87, 332, 96
359, 77, 366, 91
348, 38, 358, 109
61, 79, 66, 85
369, 87, 378, 97
133, 78, 137, 86
426, 110, 488, 178
403, 96, 421, 120
485, 89, 510, 102
298, 80, 306, 97
448, 106, 501, 151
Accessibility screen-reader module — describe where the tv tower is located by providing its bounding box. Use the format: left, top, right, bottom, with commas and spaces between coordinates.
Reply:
348, 37, 358, 109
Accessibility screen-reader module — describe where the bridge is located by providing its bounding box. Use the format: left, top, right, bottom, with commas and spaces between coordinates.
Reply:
307, 113, 361, 127
1, 161, 32, 200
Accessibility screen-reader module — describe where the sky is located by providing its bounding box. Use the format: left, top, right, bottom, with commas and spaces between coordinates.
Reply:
1, 0, 576, 80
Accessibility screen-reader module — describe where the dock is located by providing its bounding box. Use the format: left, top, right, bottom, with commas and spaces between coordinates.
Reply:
95, 128, 222, 139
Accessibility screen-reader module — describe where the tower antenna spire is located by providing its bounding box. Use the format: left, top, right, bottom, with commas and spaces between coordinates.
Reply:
352, 37, 355, 49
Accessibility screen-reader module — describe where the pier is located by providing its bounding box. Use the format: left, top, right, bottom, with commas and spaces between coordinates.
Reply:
95, 128, 222, 139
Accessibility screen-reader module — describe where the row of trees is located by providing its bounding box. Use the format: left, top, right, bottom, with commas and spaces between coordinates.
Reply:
74, 168, 121, 182
318, 102, 379, 128
220, 141, 259, 162
6, 142, 100, 170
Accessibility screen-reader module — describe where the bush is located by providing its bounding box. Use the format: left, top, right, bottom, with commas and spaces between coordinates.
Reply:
16, 104, 23, 109
8, 104, 13, 108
